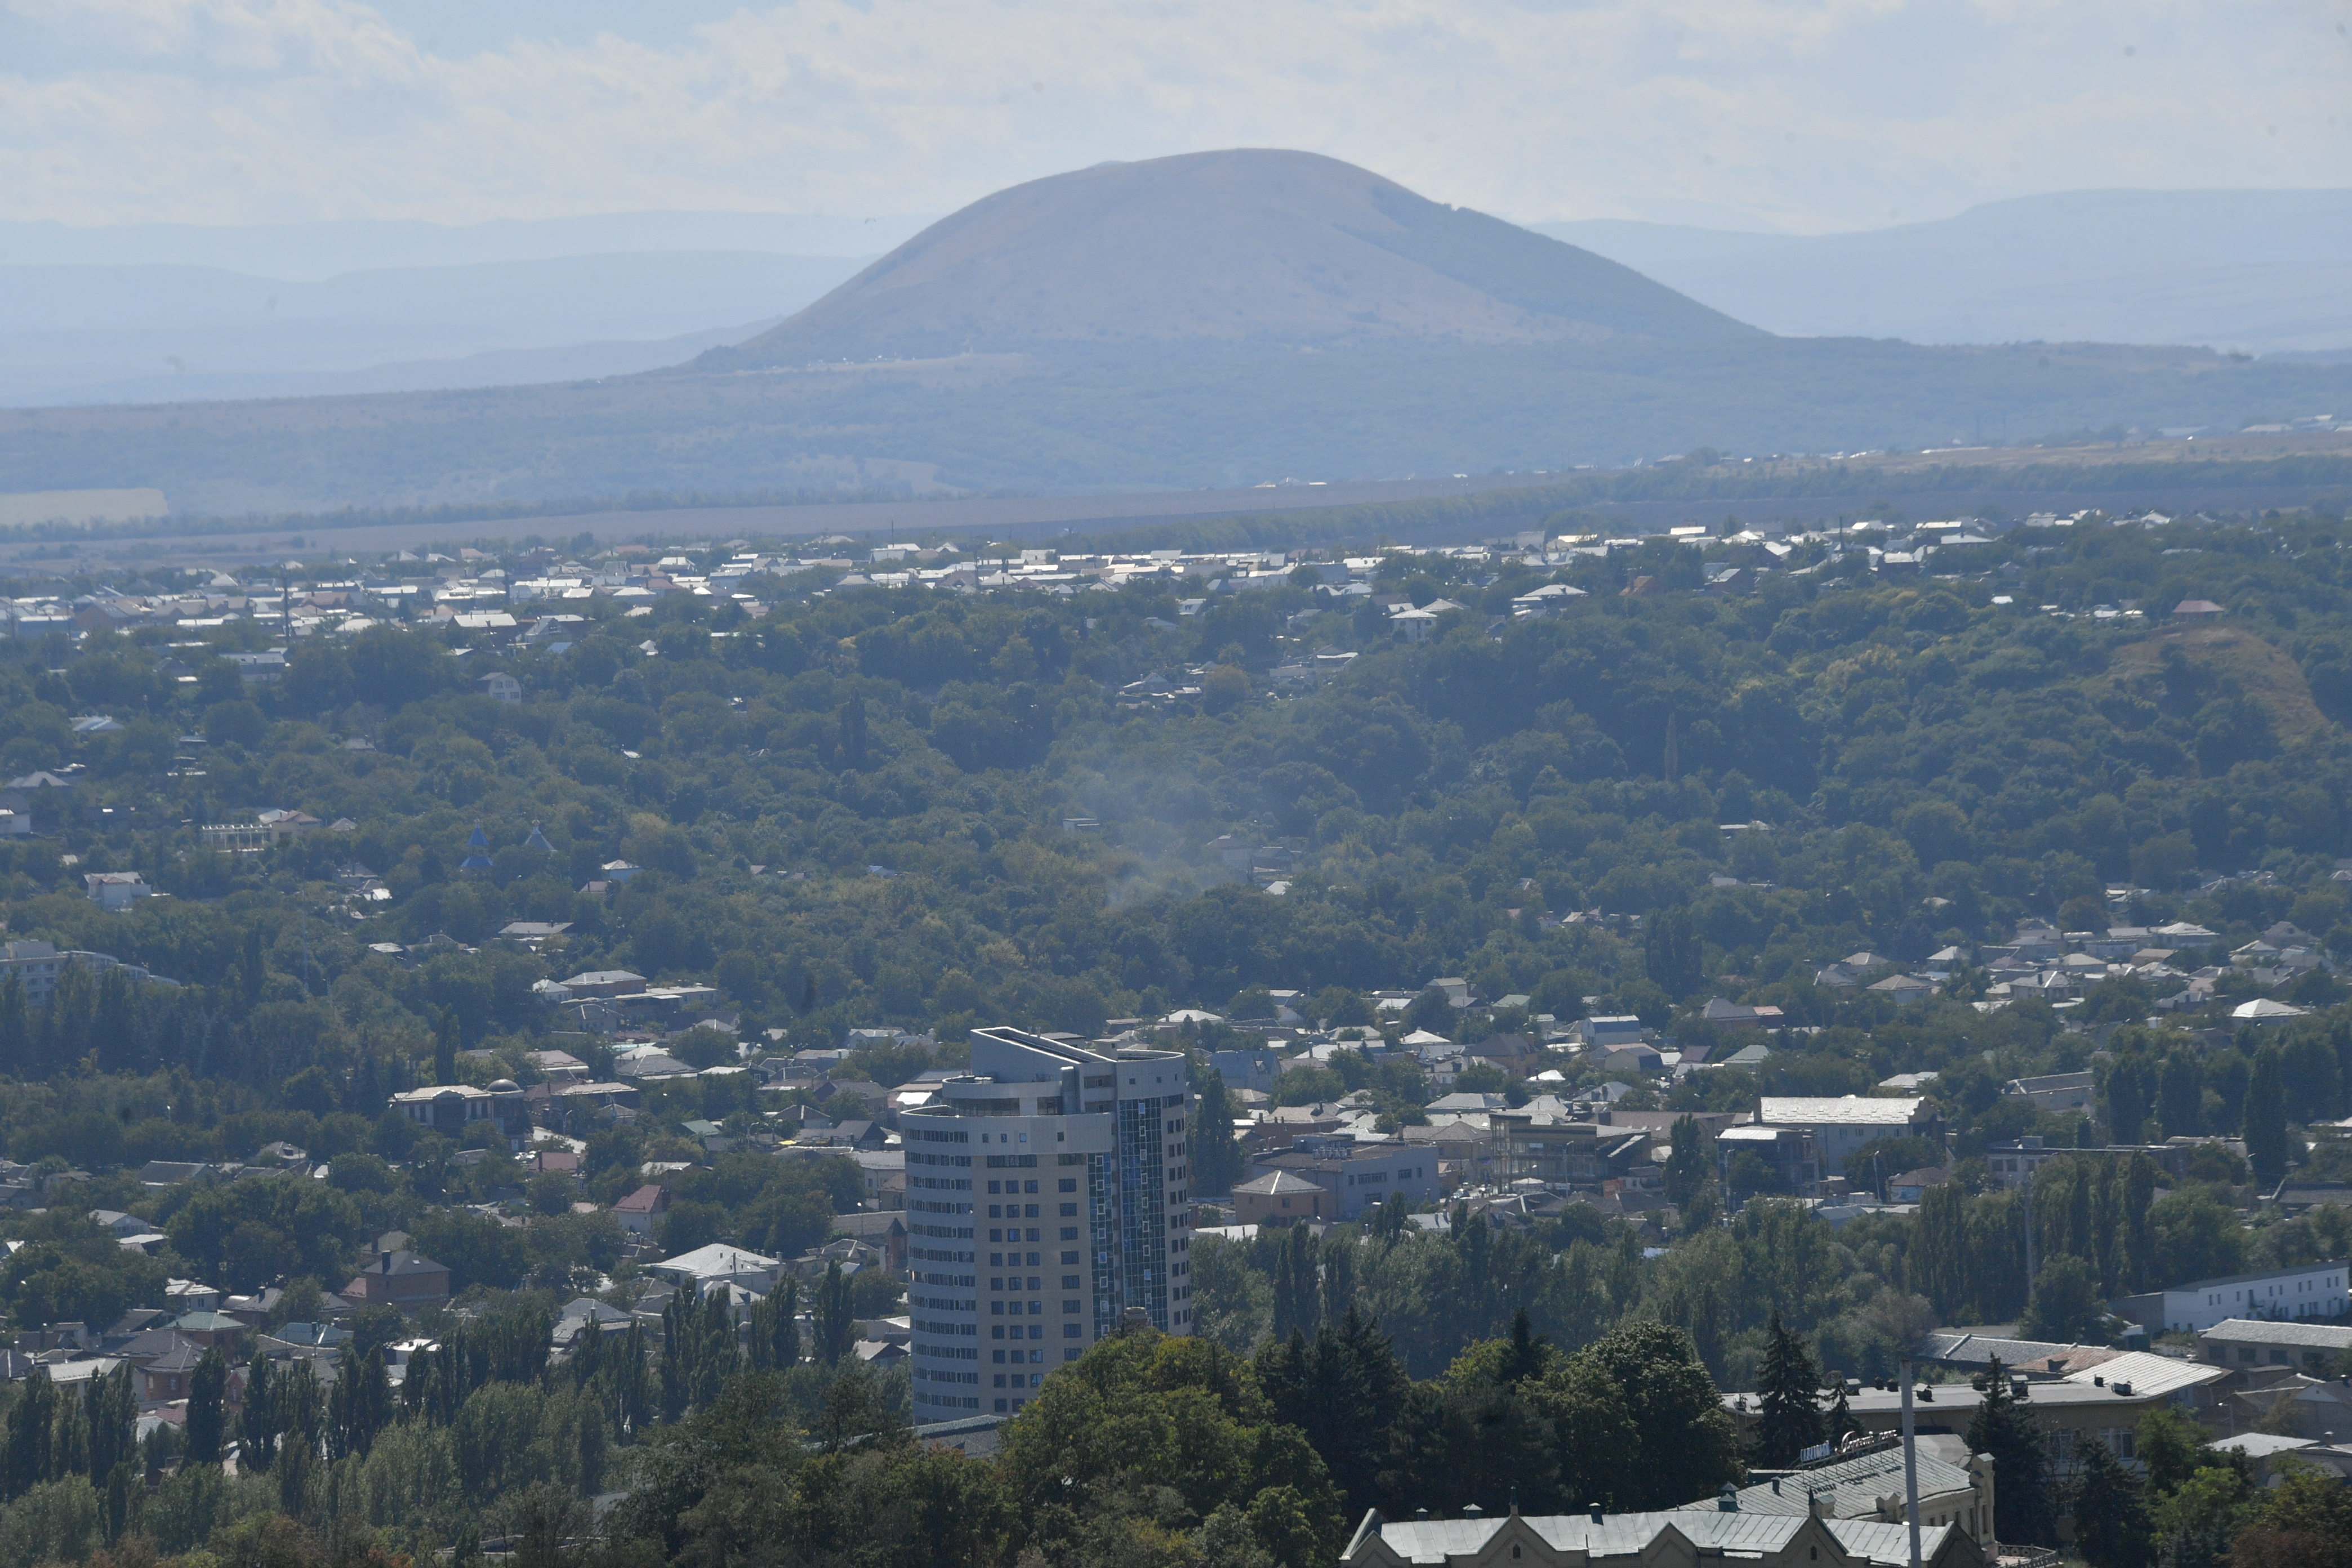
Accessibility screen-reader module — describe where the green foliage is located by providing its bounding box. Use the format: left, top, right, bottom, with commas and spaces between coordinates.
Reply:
1967, 1357, 2055, 1548
1749, 1311, 1824, 1467
2072, 1432, 2153, 1568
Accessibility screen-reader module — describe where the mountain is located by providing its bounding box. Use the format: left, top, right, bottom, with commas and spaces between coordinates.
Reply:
1538, 189, 2352, 355
714, 149, 1757, 363
7, 157, 2352, 516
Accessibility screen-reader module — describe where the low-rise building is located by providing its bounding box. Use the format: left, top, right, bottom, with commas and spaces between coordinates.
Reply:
1232, 1170, 1334, 1224
340, 1249, 451, 1308
390, 1081, 529, 1146
1753, 1097, 1943, 1170
1246, 1135, 1440, 1219
612, 1184, 671, 1236
83, 871, 155, 911
2196, 1316, 2352, 1377
2002, 1071, 2095, 1113
2154, 1260, 2350, 1334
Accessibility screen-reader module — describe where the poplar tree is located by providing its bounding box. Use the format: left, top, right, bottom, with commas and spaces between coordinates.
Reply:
2244, 1047, 2289, 1188
186, 1349, 228, 1465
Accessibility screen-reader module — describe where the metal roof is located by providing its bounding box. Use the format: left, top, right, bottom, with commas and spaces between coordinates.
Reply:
1758, 1096, 1929, 1126
1350, 1510, 1949, 1566
2197, 1318, 2352, 1349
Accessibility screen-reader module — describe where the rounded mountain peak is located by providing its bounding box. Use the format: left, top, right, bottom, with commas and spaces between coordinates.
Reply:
711, 149, 1757, 364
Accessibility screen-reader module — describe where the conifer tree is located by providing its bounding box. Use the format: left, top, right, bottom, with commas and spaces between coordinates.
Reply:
2070, 1432, 2152, 1568
1750, 1311, 1824, 1467
1967, 1356, 2055, 1546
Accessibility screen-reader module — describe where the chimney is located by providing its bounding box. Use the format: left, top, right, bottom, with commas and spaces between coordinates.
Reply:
1462, 1504, 1483, 1521
1718, 1484, 1739, 1512
1588, 1503, 1603, 1524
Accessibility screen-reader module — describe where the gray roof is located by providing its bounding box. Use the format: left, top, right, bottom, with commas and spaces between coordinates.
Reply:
2198, 1317, 2352, 1349
1757, 1096, 1928, 1126
1348, 1509, 1950, 1567
1918, 1330, 2101, 1369
1726, 1444, 1975, 1518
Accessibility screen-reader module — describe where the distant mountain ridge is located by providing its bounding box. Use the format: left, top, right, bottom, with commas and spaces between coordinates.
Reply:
1539, 189, 2352, 354
712, 150, 1758, 363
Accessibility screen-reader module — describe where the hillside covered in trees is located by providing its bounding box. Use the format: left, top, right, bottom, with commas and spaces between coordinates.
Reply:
3, 499, 2352, 1565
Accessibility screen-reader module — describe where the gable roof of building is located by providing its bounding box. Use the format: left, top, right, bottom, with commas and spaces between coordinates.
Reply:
1344, 1508, 1954, 1567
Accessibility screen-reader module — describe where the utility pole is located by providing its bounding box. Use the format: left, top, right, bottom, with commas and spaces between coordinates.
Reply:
1900, 1356, 1922, 1568
2023, 1176, 2037, 1317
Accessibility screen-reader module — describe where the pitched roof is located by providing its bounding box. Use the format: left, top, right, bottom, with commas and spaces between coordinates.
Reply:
1233, 1171, 1329, 1195
1348, 1510, 1950, 1567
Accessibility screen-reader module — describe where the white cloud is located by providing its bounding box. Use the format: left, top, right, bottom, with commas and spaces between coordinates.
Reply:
0, 0, 2344, 233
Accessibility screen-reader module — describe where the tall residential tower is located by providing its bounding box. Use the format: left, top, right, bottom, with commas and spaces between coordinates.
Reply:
903, 1027, 1196, 1419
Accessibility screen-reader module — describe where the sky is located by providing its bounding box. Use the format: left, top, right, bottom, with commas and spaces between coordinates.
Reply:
1, 0, 2347, 237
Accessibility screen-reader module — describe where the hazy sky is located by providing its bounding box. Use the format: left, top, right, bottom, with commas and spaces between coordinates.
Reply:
3, 0, 2347, 235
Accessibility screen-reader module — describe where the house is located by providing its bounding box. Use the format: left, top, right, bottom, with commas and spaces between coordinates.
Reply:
340, 1250, 453, 1308
476, 672, 522, 703
1865, 973, 1936, 1006
1886, 1168, 1951, 1203
612, 1184, 672, 1236
2157, 1260, 2349, 1333
1232, 1170, 1333, 1224
2173, 599, 2224, 617
1335, 1508, 1975, 1568
390, 1081, 529, 1145
647, 1244, 781, 1294
1574, 1015, 1648, 1051
1698, 999, 1785, 1031
137, 1343, 206, 1403
83, 872, 155, 911
172, 1311, 246, 1351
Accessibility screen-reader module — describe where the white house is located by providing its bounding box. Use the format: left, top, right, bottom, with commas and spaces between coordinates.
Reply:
2162, 1260, 2350, 1334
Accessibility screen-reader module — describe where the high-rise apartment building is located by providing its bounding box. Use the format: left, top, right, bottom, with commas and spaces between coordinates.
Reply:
903, 1027, 1196, 1419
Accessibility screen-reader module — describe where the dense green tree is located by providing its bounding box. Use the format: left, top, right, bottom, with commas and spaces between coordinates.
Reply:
186, 1348, 228, 1465
2072, 1433, 2152, 1568
1966, 1357, 2054, 1547
2243, 1047, 2289, 1188
1750, 1311, 1825, 1466
812, 1262, 857, 1365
